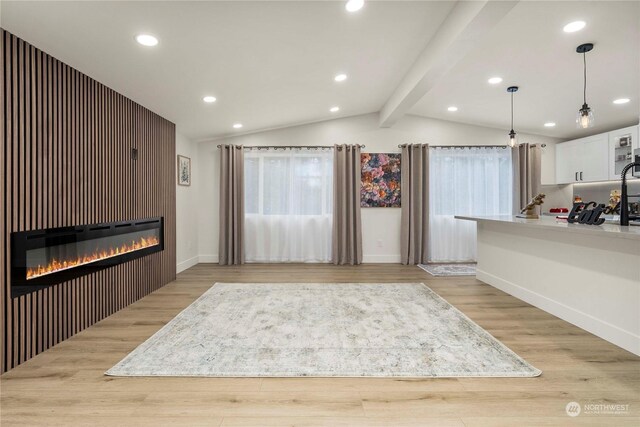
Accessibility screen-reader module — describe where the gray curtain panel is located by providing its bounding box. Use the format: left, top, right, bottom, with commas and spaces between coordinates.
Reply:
332, 144, 363, 265
400, 144, 430, 265
512, 144, 542, 214
218, 144, 245, 265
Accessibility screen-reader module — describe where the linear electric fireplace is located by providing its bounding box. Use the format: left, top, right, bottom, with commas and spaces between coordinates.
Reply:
11, 217, 164, 297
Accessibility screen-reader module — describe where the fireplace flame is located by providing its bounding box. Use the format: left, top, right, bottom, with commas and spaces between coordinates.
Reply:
26, 235, 160, 280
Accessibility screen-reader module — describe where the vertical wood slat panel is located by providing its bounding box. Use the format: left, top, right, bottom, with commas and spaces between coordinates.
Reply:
1, 29, 8, 373
1, 29, 176, 373
11, 33, 19, 367
19, 41, 28, 362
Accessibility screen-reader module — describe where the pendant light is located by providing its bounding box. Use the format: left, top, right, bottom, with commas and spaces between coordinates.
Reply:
507, 86, 519, 148
576, 43, 595, 129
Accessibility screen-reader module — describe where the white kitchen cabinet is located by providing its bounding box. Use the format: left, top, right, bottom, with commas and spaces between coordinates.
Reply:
580, 134, 610, 182
555, 133, 609, 184
555, 141, 579, 184
609, 125, 639, 181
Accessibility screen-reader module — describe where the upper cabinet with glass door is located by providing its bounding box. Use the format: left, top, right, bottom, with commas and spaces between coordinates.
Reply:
609, 125, 639, 181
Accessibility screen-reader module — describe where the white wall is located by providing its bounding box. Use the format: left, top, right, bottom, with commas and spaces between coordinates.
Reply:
195, 113, 562, 263
176, 131, 199, 272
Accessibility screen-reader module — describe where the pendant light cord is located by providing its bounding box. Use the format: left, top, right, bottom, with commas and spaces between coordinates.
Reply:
510, 91, 514, 129
583, 52, 587, 105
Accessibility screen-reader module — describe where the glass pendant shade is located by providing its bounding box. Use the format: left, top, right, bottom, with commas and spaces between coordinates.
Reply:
508, 130, 517, 148
577, 103, 594, 128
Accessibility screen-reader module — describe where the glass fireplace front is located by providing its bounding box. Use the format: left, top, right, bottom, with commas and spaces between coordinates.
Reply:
11, 217, 164, 297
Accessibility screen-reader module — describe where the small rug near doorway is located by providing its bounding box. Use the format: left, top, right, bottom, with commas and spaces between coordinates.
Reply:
106, 283, 540, 378
419, 263, 476, 276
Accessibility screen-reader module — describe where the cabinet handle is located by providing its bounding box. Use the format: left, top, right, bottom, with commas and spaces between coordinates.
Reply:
580, 171, 583, 181
575, 172, 578, 181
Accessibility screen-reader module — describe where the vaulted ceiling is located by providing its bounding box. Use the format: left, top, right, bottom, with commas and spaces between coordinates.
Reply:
0, 1, 454, 140
1, 1, 638, 141
408, 0, 640, 140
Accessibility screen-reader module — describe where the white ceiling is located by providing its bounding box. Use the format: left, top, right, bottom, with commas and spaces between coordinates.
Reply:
1, 1, 638, 141
0, 0, 454, 141
409, 0, 640, 140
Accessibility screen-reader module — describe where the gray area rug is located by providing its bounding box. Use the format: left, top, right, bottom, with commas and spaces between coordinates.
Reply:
419, 263, 477, 276
106, 283, 540, 378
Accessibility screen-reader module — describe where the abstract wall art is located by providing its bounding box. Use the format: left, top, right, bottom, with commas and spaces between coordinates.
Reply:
360, 153, 401, 207
177, 155, 191, 186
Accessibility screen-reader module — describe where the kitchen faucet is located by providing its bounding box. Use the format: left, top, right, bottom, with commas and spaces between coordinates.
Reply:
620, 161, 640, 226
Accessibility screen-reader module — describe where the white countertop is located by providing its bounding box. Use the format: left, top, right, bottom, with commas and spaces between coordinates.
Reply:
455, 215, 640, 241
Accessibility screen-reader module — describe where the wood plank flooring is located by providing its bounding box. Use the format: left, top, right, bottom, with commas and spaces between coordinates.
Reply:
1, 264, 639, 426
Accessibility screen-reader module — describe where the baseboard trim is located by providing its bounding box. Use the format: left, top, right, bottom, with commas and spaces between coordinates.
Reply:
195, 254, 400, 264
198, 254, 219, 264
176, 256, 199, 273
362, 254, 402, 263
476, 268, 640, 356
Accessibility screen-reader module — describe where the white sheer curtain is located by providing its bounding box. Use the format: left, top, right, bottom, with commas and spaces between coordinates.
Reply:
244, 148, 333, 262
429, 147, 512, 262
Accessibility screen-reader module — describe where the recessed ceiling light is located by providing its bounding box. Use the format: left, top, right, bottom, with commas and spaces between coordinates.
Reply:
203, 96, 217, 103
544, 122, 556, 127
613, 98, 630, 104
563, 21, 586, 33
345, 0, 364, 13
233, 123, 243, 129
334, 73, 348, 82
488, 77, 503, 84
447, 106, 458, 112
135, 34, 158, 47
330, 106, 340, 113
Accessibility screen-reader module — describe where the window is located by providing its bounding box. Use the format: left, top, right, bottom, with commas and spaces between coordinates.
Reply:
244, 148, 333, 262
245, 152, 332, 216
429, 147, 512, 262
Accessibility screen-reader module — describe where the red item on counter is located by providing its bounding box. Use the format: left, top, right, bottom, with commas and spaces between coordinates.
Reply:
549, 208, 569, 213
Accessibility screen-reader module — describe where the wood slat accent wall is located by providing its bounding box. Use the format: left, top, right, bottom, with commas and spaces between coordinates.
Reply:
0, 29, 177, 373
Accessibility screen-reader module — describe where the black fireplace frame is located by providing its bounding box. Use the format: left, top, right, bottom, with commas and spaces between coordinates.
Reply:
11, 217, 164, 297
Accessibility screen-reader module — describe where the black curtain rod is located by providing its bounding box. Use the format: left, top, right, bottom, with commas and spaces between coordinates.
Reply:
397, 144, 546, 148
216, 144, 365, 149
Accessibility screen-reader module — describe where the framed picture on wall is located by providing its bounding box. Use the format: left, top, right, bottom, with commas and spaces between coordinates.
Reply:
360, 153, 401, 207
177, 155, 191, 186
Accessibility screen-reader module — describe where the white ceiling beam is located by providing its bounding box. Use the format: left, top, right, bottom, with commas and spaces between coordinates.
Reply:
379, 0, 519, 128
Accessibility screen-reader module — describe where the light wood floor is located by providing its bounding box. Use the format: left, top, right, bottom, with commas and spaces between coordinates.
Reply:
1, 264, 639, 426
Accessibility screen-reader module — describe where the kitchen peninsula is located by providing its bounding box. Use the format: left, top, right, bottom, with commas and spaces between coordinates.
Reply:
457, 215, 640, 356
